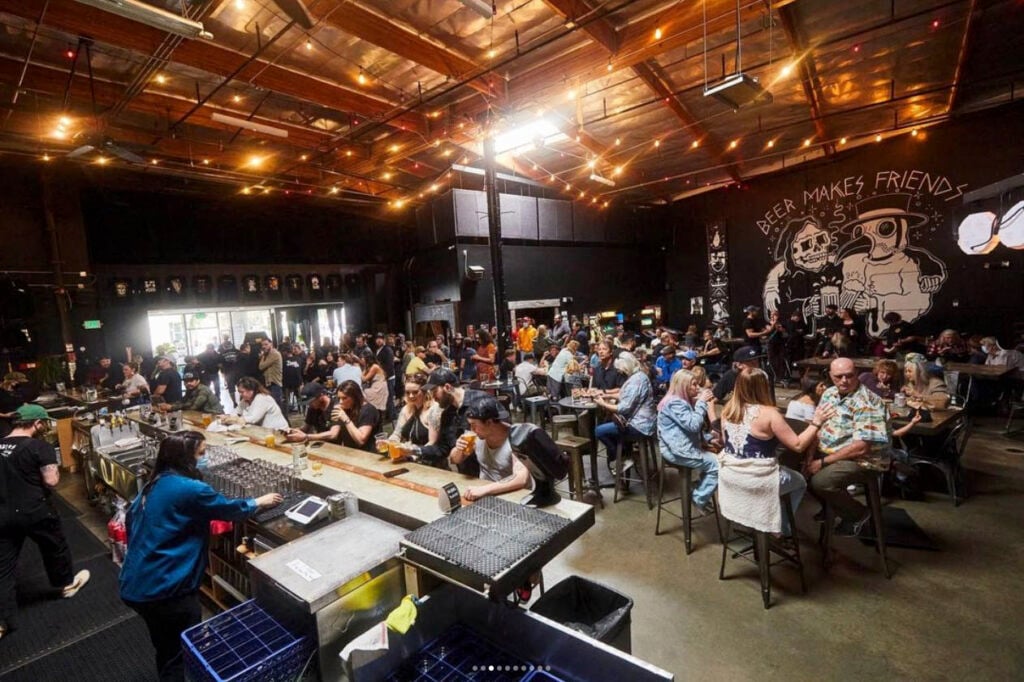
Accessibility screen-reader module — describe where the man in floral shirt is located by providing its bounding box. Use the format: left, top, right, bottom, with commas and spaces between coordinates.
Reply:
806, 357, 889, 535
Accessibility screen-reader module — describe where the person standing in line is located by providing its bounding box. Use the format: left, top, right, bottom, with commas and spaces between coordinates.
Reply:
258, 338, 284, 414
119, 432, 280, 680
1, 405, 91, 641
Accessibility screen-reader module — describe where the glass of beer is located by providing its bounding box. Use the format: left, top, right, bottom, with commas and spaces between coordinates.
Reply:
264, 433, 276, 448
461, 432, 476, 454
311, 460, 323, 477
201, 414, 213, 427
375, 433, 389, 455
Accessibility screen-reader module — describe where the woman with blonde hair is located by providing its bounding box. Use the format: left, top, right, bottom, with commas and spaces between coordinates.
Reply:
901, 353, 950, 409
720, 369, 833, 533
657, 369, 718, 510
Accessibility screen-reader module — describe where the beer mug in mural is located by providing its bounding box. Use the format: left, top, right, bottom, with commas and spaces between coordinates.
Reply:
820, 285, 840, 311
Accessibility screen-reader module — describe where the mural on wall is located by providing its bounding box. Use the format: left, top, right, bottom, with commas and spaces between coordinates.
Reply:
757, 172, 965, 336
706, 222, 730, 322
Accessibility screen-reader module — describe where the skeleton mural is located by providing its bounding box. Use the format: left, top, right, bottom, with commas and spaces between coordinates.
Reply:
706, 222, 731, 322
759, 188, 949, 335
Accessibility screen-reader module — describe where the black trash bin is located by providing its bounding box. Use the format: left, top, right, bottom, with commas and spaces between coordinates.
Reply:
529, 576, 634, 654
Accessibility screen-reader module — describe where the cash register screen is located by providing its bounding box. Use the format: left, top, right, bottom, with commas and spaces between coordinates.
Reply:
294, 500, 323, 517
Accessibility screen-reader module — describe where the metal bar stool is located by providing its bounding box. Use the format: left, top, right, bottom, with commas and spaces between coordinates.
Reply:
613, 434, 657, 509
819, 473, 892, 578
549, 413, 580, 441
718, 492, 806, 609
655, 457, 721, 554
524, 396, 550, 427
555, 435, 592, 503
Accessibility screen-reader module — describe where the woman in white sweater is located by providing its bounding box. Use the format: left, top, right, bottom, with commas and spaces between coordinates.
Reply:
233, 376, 289, 430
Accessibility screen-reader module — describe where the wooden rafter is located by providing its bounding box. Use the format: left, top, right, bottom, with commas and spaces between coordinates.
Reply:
946, 0, 979, 114
0, 0, 427, 135
310, 1, 499, 99
777, 4, 833, 156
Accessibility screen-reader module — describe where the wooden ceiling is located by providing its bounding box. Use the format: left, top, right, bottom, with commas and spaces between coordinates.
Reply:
1, 0, 1021, 216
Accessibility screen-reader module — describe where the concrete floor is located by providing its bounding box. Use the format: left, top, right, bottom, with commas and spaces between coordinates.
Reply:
57, 412, 1024, 681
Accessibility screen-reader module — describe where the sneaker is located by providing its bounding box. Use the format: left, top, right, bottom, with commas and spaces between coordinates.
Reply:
835, 513, 871, 537
694, 500, 716, 516
61, 569, 90, 598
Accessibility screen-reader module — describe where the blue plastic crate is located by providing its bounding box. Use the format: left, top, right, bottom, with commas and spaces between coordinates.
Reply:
182, 600, 314, 682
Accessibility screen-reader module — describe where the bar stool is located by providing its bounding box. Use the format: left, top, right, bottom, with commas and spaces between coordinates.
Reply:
524, 396, 549, 427
655, 458, 721, 555
719, 492, 806, 609
818, 472, 891, 578
549, 413, 580, 441
613, 434, 657, 509
555, 435, 592, 503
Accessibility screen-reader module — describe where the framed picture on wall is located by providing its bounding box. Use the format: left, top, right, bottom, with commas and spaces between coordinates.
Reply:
193, 275, 212, 300
217, 275, 238, 302
111, 278, 132, 302
242, 274, 261, 299
166, 276, 186, 298
286, 273, 303, 300
689, 296, 704, 317
139, 277, 160, 301
325, 273, 343, 296
265, 274, 282, 301
307, 273, 324, 300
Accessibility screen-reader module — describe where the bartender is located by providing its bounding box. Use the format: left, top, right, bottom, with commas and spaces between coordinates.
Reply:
159, 372, 223, 415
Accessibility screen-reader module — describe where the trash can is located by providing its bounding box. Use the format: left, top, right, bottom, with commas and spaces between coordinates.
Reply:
529, 576, 634, 654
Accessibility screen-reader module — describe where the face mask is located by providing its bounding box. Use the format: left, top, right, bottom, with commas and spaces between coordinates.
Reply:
197, 454, 210, 470
981, 345, 990, 354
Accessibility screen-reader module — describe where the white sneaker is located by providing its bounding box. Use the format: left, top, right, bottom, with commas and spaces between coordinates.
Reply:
62, 569, 90, 598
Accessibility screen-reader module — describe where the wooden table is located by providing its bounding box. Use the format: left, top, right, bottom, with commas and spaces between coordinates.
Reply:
940, 362, 1016, 409
890, 407, 966, 437
795, 357, 882, 372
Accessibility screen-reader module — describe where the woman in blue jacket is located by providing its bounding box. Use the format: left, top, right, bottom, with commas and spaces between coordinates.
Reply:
119, 432, 281, 681
656, 369, 720, 512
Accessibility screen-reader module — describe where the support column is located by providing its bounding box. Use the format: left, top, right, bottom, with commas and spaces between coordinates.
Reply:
483, 137, 508, 362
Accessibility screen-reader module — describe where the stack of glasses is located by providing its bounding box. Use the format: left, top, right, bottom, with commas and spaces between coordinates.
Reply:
205, 458, 301, 499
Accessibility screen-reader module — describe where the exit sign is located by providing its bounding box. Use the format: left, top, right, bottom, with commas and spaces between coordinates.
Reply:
82, 320, 103, 330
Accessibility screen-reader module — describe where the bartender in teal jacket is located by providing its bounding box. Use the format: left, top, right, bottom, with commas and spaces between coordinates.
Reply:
119, 431, 281, 681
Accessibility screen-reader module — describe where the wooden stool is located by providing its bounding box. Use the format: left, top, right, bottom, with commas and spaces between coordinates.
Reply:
613, 435, 657, 509
555, 435, 592, 504
655, 458, 721, 555
819, 474, 892, 578
550, 413, 580, 441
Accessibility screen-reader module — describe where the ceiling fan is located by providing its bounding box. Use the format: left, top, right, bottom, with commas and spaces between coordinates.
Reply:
63, 37, 147, 165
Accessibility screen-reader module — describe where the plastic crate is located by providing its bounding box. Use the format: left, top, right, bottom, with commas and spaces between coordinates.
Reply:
384, 623, 530, 681
182, 600, 313, 682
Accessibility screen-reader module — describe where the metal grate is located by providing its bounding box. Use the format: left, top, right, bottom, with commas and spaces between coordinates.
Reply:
403, 497, 570, 580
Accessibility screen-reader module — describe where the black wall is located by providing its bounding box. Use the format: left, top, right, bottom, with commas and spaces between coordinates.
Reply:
667, 101, 1024, 343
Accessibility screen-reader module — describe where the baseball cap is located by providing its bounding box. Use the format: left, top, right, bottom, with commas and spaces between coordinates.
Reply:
182, 371, 199, 382
423, 368, 459, 389
302, 383, 328, 398
733, 345, 764, 362
743, 305, 760, 313
681, 350, 699, 361
4, 371, 29, 384
156, 354, 173, 363
660, 345, 676, 356
17, 404, 50, 421
463, 394, 510, 423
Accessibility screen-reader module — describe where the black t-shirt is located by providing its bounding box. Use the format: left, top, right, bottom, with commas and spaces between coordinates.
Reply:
424, 352, 446, 368
742, 317, 767, 345
0, 435, 58, 519
575, 330, 590, 356
885, 321, 925, 353
818, 313, 843, 337
592, 361, 626, 391
713, 368, 739, 402
283, 357, 303, 389
333, 404, 380, 452
154, 368, 182, 403
304, 397, 339, 435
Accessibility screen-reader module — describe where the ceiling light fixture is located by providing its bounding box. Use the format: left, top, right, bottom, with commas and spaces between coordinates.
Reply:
71, 0, 213, 40
458, 0, 496, 19
589, 173, 615, 187
211, 112, 289, 138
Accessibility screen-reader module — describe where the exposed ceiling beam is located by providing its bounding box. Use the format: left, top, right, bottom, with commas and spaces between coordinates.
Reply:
0, 0, 428, 135
542, 0, 620, 53
777, 3, 833, 156
630, 60, 742, 183
309, 1, 499, 99
946, 0, 978, 114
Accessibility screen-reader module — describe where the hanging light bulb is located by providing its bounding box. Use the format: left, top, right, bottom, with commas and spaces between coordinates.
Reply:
357, 68, 367, 86
654, 27, 663, 40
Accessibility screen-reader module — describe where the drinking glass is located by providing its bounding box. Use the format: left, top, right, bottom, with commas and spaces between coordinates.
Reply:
311, 460, 323, 477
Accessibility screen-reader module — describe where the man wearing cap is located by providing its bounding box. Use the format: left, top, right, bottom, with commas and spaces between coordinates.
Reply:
452, 396, 530, 502
713, 345, 769, 404
1, 405, 91, 639
151, 355, 183, 404
160, 372, 223, 415
423, 369, 488, 476
680, 349, 699, 372
742, 305, 771, 348
654, 346, 683, 386
286, 383, 341, 444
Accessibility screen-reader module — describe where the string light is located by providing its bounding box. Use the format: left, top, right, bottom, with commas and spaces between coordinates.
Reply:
300, 154, 308, 161
911, 128, 919, 137
654, 27, 663, 40
382, 172, 392, 180
729, 140, 738, 149
612, 166, 622, 176
305, 38, 313, 51
232, 95, 241, 103
234, 0, 245, 9
875, 134, 883, 142
345, 150, 353, 157
691, 140, 699, 149
96, 156, 108, 165
241, 187, 251, 195
607, 60, 613, 72
150, 159, 159, 165
202, 159, 210, 165
565, 182, 571, 190
766, 140, 774, 148
42, 154, 51, 161
567, 89, 576, 101
654, 140, 660, 148
614, 138, 621, 146
154, 74, 167, 85
247, 155, 264, 168
781, 64, 793, 77
487, 48, 496, 59
357, 68, 367, 86
839, 137, 847, 145
389, 144, 400, 153
330, 186, 339, 194
550, 174, 555, 181
803, 138, 812, 147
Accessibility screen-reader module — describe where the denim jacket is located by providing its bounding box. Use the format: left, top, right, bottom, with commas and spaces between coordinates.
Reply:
618, 373, 656, 436
657, 396, 710, 465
